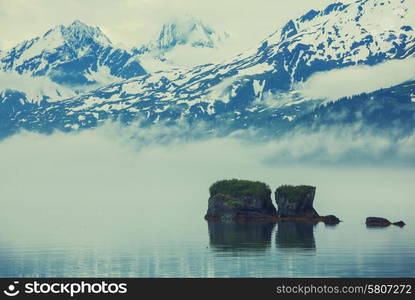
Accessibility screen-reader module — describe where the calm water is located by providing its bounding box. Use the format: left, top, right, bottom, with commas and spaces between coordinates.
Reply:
0, 200, 414, 277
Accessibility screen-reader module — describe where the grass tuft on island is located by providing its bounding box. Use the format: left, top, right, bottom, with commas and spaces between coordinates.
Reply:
209, 179, 271, 199
275, 185, 315, 203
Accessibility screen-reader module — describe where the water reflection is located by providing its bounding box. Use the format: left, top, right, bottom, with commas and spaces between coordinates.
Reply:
275, 221, 316, 250
365, 225, 391, 230
207, 221, 275, 253
1, 218, 414, 277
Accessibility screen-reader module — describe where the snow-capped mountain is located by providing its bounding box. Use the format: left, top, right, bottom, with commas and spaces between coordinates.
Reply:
133, 15, 230, 71
0, 20, 145, 89
3, 0, 415, 136
136, 15, 229, 54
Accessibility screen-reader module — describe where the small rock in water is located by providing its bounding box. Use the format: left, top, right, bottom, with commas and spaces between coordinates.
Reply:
366, 217, 406, 227
366, 217, 391, 226
392, 221, 406, 227
322, 215, 341, 225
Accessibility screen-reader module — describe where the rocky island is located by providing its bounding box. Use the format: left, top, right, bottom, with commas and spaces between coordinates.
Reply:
275, 185, 340, 224
204, 179, 277, 221
204, 179, 340, 224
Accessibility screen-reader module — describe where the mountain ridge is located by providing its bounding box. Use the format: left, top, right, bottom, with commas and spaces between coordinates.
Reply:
1, 0, 414, 138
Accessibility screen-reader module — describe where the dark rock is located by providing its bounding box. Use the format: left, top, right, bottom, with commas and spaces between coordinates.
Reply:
205, 180, 341, 223
205, 179, 277, 221
366, 217, 406, 227
393, 221, 406, 227
275, 185, 319, 218
366, 217, 391, 227
322, 215, 341, 225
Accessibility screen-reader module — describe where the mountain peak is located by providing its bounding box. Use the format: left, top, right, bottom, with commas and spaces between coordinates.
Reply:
70, 19, 87, 27
58, 20, 111, 45
39, 19, 111, 48
65, 19, 102, 35
158, 15, 229, 50
136, 15, 229, 55
0, 19, 145, 87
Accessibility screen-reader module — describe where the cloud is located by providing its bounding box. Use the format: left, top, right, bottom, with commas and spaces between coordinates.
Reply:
259, 125, 410, 165
0, 0, 336, 52
6, 119, 414, 166
297, 57, 415, 101
0, 66, 124, 103
0, 72, 75, 103
138, 44, 240, 72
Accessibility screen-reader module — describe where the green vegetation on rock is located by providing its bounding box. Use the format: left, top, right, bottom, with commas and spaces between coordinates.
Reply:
275, 185, 315, 203
226, 198, 245, 209
209, 179, 271, 199
214, 193, 245, 208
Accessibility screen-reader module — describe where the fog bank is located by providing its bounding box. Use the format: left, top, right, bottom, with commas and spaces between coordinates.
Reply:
0, 125, 413, 246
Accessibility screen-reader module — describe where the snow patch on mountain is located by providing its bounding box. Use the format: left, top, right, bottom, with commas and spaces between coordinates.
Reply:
82, 66, 123, 88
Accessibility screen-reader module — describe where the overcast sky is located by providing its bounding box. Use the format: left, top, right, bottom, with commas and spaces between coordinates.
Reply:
0, 0, 337, 51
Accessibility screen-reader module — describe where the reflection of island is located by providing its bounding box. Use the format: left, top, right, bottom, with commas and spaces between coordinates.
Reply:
207, 221, 275, 252
275, 221, 316, 250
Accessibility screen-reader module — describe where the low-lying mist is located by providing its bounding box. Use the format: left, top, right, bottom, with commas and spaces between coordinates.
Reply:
297, 57, 415, 101
0, 123, 413, 246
